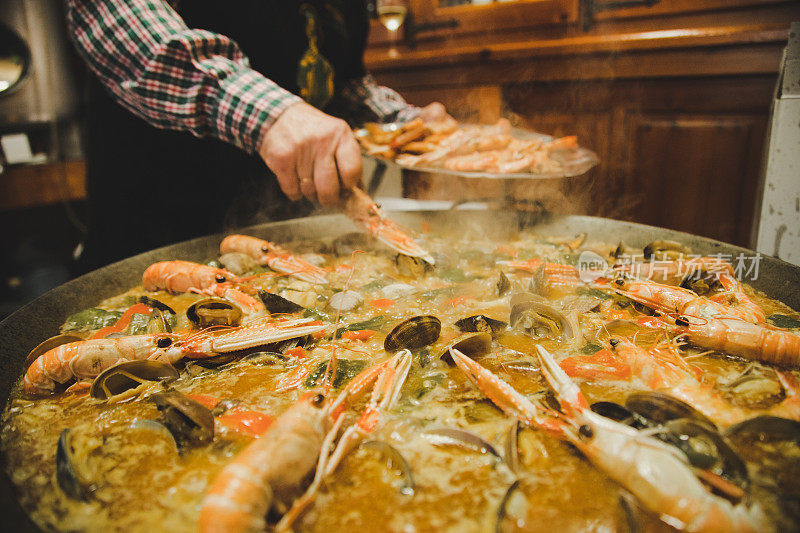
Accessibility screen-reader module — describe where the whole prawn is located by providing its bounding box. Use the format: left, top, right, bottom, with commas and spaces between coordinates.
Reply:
220, 235, 328, 285
613, 274, 765, 324
450, 345, 768, 532
23, 317, 327, 396
142, 260, 264, 314
198, 351, 411, 533
342, 187, 434, 264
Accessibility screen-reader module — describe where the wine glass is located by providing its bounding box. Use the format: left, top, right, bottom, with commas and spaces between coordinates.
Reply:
376, 0, 407, 57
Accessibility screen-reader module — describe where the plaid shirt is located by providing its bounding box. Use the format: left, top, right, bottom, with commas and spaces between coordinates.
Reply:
65, 0, 419, 154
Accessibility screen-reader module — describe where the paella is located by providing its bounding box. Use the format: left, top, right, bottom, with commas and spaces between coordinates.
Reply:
3, 206, 800, 533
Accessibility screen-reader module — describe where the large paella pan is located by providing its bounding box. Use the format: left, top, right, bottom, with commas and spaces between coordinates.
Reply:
1, 212, 799, 532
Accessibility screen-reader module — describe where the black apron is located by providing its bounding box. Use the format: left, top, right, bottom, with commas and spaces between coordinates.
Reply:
77, 0, 368, 273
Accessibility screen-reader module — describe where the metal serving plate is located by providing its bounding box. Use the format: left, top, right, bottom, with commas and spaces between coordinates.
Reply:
355, 125, 600, 180
0, 212, 798, 530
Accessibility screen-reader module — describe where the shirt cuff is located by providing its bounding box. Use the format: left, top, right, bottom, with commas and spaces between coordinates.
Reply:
213, 68, 302, 154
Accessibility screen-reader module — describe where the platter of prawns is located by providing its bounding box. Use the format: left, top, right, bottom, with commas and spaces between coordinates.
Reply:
354, 117, 599, 179
2, 206, 800, 532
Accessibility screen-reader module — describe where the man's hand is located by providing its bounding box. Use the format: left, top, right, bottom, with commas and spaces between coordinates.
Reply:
259, 102, 363, 207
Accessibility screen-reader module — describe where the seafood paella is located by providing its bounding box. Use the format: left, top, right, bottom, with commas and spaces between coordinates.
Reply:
3, 205, 800, 533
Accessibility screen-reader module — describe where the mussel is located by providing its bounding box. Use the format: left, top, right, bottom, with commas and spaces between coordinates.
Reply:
90, 360, 179, 401
186, 297, 243, 328
258, 289, 304, 314
25, 334, 82, 370
56, 428, 96, 501
128, 419, 179, 454
422, 427, 501, 459
439, 332, 492, 365
625, 391, 716, 429
455, 315, 507, 338
138, 296, 177, 315
509, 295, 579, 345
384, 315, 441, 352
149, 391, 215, 447
396, 254, 432, 278
643, 240, 688, 261
590, 401, 646, 428
359, 440, 415, 497
725, 415, 800, 444
661, 418, 749, 493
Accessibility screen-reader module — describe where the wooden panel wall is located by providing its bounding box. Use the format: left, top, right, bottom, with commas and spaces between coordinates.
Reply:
397, 75, 774, 247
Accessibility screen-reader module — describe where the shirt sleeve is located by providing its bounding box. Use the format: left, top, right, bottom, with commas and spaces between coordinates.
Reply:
65, 0, 302, 153
335, 74, 421, 125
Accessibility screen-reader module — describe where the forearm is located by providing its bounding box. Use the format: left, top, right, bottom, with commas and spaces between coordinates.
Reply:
66, 0, 301, 152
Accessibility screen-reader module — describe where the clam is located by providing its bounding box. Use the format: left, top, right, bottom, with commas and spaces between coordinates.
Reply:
439, 332, 492, 365
90, 360, 179, 401
381, 283, 416, 300
396, 254, 431, 278
716, 364, 784, 409
509, 295, 579, 345
56, 428, 97, 501
384, 315, 441, 353
455, 315, 507, 338
328, 290, 363, 312
258, 289, 304, 314
149, 391, 214, 447
643, 240, 688, 261
187, 297, 243, 328
25, 334, 82, 370
219, 252, 259, 276
625, 391, 716, 429
146, 308, 173, 334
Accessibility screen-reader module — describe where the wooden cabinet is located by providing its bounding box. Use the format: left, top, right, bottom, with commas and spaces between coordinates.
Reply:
366, 0, 797, 247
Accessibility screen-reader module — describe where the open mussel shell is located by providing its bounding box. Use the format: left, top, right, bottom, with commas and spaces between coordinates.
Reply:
90, 360, 179, 401
359, 440, 415, 496
396, 253, 432, 278
439, 332, 492, 365
25, 334, 82, 370
590, 401, 645, 428
56, 428, 95, 501
129, 419, 179, 453
384, 315, 441, 353
258, 289, 304, 314
625, 391, 716, 429
422, 427, 501, 459
725, 415, 800, 443
643, 240, 688, 261
138, 296, 177, 315
455, 315, 507, 338
187, 297, 243, 328
662, 418, 749, 489
149, 391, 214, 447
